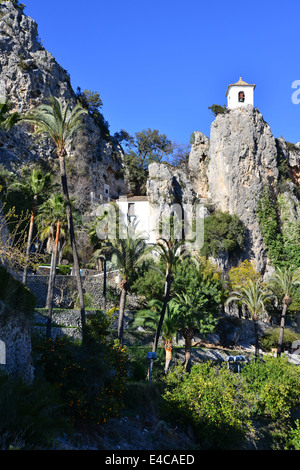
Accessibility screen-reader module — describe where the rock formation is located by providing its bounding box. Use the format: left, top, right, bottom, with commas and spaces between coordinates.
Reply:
148, 105, 300, 274
206, 105, 279, 273
0, 1, 127, 209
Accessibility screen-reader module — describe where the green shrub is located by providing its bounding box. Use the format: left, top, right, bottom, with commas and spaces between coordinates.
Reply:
0, 373, 67, 449
286, 420, 300, 450
201, 210, 245, 258
241, 356, 300, 419
56, 265, 71, 275
208, 104, 228, 117
33, 313, 128, 427
260, 327, 300, 352
162, 363, 252, 449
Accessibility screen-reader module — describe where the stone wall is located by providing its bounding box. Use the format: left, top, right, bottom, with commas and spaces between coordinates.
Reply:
0, 301, 34, 383
24, 272, 121, 309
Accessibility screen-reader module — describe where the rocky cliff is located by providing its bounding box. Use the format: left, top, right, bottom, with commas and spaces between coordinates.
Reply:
0, 1, 128, 210
147, 105, 300, 274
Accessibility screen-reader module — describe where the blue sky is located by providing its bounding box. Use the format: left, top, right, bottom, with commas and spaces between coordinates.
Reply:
25, 0, 300, 146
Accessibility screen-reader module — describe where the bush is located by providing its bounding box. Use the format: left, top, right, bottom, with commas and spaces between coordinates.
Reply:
260, 327, 300, 352
286, 420, 300, 450
241, 356, 300, 419
201, 210, 245, 258
33, 312, 128, 427
0, 373, 68, 449
162, 363, 252, 449
208, 104, 228, 117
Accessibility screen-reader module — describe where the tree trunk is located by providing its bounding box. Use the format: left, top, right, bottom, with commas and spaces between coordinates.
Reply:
22, 194, 37, 284
118, 281, 128, 345
153, 273, 172, 353
102, 257, 107, 311
58, 151, 86, 337
277, 297, 290, 357
46, 221, 60, 339
149, 272, 173, 379
253, 317, 259, 360
164, 339, 172, 374
184, 328, 193, 372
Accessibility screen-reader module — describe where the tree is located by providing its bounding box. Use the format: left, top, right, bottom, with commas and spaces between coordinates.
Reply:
151, 237, 186, 356
228, 260, 261, 318
117, 128, 174, 195
170, 291, 217, 372
132, 299, 177, 374
201, 210, 245, 259
228, 259, 261, 290
36, 194, 67, 338
10, 168, 51, 284
268, 266, 300, 356
21, 96, 88, 336
225, 280, 273, 359
88, 202, 121, 310
208, 104, 228, 117
103, 218, 154, 344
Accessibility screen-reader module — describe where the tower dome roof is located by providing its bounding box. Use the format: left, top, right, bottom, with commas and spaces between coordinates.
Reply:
225, 77, 256, 96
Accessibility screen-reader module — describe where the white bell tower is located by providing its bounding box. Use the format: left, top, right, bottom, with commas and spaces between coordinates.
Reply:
225, 77, 256, 109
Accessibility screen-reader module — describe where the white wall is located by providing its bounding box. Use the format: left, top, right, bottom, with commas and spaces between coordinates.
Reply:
227, 85, 254, 109
117, 200, 157, 243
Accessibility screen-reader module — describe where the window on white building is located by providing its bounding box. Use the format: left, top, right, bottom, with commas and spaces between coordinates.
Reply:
238, 91, 245, 102
128, 203, 135, 216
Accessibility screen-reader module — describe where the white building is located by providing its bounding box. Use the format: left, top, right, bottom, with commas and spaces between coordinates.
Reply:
225, 77, 256, 109
117, 196, 157, 243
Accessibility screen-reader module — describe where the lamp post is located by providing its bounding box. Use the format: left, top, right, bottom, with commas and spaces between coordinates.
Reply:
147, 351, 157, 382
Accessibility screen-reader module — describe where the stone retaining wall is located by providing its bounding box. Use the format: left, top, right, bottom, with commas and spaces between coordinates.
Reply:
0, 302, 34, 383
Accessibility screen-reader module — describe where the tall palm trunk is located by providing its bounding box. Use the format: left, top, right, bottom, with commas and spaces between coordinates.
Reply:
118, 278, 128, 344
153, 272, 173, 354
22, 194, 37, 284
164, 339, 172, 374
149, 272, 173, 379
58, 150, 86, 335
46, 221, 60, 339
102, 257, 107, 311
184, 327, 194, 372
277, 295, 291, 357
253, 316, 260, 360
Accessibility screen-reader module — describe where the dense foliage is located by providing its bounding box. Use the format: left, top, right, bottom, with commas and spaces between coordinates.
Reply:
201, 210, 245, 258
256, 186, 300, 268
33, 312, 127, 428
162, 356, 300, 449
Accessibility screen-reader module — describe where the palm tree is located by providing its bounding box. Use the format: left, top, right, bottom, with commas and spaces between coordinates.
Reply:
132, 299, 177, 374
104, 217, 154, 344
170, 291, 215, 372
12, 168, 51, 284
225, 279, 273, 359
88, 211, 114, 311
21, 96, 88, 335
268, 266, 300, 356
151, 237, 186, 355
36, 194, 67, 338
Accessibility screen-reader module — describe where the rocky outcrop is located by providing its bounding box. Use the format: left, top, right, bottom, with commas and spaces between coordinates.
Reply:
0, 1, 127, 209
188, 131, 209, 197
148, 105, 300, 274
147, 162, 198, 241
206, 106, 279, 272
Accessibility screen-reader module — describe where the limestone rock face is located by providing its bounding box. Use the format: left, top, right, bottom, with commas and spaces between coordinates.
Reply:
0, 1, 127, 208
206, 106, 279, 272
147, 162, 197, 241
188, 131, 209, 197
